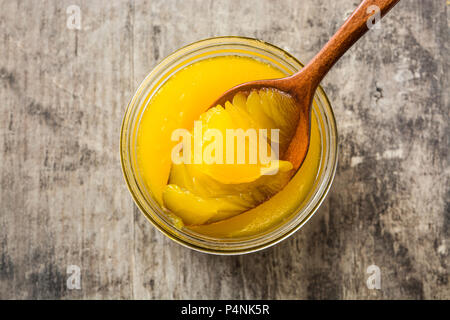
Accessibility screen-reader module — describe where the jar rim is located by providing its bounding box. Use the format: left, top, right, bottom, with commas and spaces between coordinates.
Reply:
120, 36, 338, 255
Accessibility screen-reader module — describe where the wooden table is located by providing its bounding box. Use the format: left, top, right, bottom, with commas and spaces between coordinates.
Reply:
0, 0, 448, 299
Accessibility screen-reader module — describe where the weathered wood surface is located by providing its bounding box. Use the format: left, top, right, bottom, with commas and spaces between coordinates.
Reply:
0, 0, 448, 299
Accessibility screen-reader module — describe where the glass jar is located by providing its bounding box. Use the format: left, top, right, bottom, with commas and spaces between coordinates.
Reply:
120, 37, 338, 255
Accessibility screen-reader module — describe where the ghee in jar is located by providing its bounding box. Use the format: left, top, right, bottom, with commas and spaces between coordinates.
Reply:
137, 55, 321, 237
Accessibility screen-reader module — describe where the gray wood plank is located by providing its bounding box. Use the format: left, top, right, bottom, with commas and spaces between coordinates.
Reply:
0, 0, 448, 299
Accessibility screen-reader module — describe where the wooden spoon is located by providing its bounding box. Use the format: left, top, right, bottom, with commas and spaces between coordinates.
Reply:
210, 0, 400, 170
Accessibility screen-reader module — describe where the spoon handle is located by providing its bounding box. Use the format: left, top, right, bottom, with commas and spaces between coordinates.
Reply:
297, 0, 400, 87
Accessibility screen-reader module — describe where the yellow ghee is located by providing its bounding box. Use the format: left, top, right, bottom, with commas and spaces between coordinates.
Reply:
137, 55, 321, 237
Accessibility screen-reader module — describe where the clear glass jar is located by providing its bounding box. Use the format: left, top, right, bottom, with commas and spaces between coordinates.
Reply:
120, 37, 338, 255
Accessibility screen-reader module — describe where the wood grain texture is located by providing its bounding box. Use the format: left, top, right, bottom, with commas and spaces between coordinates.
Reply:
0, 0, 448, 299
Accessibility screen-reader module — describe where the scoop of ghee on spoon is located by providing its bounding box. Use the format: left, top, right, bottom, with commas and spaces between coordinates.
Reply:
162, 89, 298, 225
